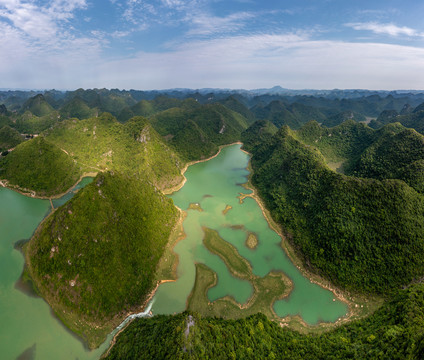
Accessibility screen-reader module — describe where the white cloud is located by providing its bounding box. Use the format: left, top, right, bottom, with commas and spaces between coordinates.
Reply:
0, 0, 103, 89
1, 2, 424, 90
3, 30, 424, 90
161, 0, 185, 8
0, 0, 87, 39
346, 22, 423, 37
88, 34, 424, 90
186, 11, 254, 36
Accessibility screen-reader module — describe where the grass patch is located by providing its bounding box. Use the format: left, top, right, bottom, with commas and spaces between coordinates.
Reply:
245, 232, 258, 249
222, 204, 232, 215
187, 228, 291, 320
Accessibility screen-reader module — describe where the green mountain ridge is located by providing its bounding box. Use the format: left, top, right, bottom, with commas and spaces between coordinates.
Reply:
45, 113, 184, 190
150, 103, 251, 161
251, 100, 327, 129
0, 136, 81, 196
1, 91, 423, 358
243, 121, 424, 294
20, 94, 54, 117
0, 125, 23, 152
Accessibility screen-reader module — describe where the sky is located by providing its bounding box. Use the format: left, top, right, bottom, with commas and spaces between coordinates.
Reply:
1, 0, 424, 90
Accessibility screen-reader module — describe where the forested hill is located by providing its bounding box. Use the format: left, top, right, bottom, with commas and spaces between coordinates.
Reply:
369, 102, 424, 135
105, 283, 424, 359
148, 103, 252, 161
243, 120, 424, 294
1, 88, 424, 136
0, 114, 184, 195
294, 120, 424, 194
26, 171, 179, 348
1, 88, 424, 358
0, 136, 81, 196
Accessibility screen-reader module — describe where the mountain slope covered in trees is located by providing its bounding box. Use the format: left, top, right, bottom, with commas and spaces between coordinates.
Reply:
105, 284, 424, 359
26, 171, 179, 348
243, 121, 424, 294
0, 136, 81, 196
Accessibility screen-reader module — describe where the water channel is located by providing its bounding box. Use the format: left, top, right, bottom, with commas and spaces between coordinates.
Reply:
0, 178, 109, 360
0, 144, 347, 359
152, 144, 348, 323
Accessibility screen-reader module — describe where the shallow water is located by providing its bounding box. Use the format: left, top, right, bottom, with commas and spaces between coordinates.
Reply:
152, 144, 348, 324
1, 146, 348, 359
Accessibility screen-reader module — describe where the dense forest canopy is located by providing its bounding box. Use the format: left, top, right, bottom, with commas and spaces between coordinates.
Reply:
1, 87, 424, 358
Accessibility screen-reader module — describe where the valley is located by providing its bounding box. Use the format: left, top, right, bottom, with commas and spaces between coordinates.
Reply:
0, 88, 424, 359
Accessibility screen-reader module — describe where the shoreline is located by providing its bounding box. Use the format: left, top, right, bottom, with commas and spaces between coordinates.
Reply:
101, 143, 245, 357
240, 151, 380, 330
128, 142, 372, 336
162, 142, 242, 195
101, 278, 177, 359
0, 171, 98, 200
159, 142, 366, 332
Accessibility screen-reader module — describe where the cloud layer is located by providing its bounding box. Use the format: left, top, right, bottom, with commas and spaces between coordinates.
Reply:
0, 0, 424, 89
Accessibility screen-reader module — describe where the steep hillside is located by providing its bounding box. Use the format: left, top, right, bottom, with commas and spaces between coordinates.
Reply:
347, 127, 424, 193
369, 103, 424, 135
321, 111, 366, 127
218, 96, 257, 124
117, 96, 191, 122
62, 88, 136, 116
105, 284, 424, 359
45, 113, 183, 190
296, 120, 424, 193
59, 97, 98, 120
295, 120, 374, 169
251, 100, 326, 129
26, 171, 179, 348
241, 120, 278, 152
0, 136, 80, 196
14, 110, 60, 134
20, 94, 54, 117
0, 125, 23, 152
244, 125, 424, 294
150, 103, 250, 161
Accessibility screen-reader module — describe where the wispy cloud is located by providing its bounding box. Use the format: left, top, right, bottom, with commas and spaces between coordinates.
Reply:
0, 0, 103, 88
346, 22, 423, 38
186, 11, 255, 36
0, 0, 87, 39
90, 34, 424, 90
112, 0, 256, 37
2, 27, 424, 90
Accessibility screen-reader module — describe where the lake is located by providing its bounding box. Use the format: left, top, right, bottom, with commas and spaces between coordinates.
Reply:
152, 144, 348, 324
0, 144, 347, 359
0, 178, 110, 360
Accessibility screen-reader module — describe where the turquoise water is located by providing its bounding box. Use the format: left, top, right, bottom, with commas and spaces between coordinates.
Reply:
0, 146, 348, 359
0, 178, 109, 360
152, 144, 348, 324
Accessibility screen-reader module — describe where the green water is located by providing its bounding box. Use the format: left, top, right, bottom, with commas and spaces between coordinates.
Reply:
1, 146, 347, 359
52, 177, 93, 208
153, 144, 348, 324
0, 178, 109, 360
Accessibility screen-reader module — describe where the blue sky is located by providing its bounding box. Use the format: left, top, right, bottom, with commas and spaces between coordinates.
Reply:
1, 0, 424, 90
